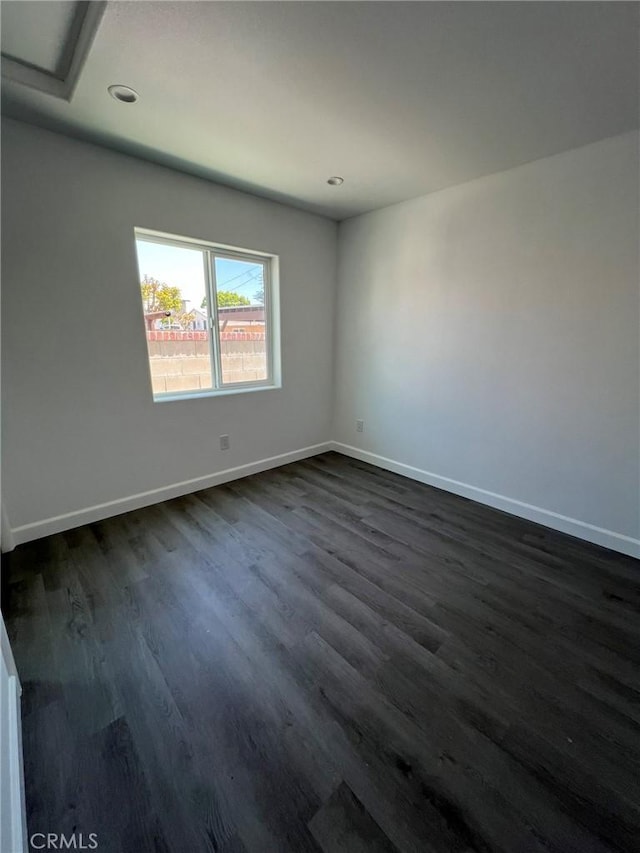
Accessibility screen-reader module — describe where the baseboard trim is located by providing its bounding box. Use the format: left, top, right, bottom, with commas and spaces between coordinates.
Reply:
330, 442, 640, 559
8, 440, 639, 558
9, 442, 333, 548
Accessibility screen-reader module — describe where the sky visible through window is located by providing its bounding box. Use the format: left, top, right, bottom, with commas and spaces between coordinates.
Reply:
136, 240, 264, 310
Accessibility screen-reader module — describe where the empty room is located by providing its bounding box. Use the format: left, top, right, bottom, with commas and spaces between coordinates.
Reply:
1, 2, 639, 852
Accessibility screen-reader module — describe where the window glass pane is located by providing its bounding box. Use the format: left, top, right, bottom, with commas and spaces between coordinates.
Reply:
215, 257, 268, 385
135, 239, 213, 396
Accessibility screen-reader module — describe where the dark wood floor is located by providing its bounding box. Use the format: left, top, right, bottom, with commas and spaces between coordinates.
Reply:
3, 452, 640, 853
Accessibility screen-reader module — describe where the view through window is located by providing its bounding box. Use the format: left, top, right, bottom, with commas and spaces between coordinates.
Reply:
134, 230, 275, 398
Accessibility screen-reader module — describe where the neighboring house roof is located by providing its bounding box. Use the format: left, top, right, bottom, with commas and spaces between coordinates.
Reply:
218, 305, 265, 321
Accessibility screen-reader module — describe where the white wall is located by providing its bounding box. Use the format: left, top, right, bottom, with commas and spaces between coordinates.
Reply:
3, 121, 638, 555
333, 132, 640, 554
1, 119, 337, 540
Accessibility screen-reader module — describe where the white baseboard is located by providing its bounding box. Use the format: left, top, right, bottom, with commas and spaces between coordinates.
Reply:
7, 439, 639, 559
8, 442, 333, 549
330, 442, 640, 559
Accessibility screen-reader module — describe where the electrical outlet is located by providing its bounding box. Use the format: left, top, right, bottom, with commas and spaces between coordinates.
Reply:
356, 419, 364, 433
219, 434, 230, 450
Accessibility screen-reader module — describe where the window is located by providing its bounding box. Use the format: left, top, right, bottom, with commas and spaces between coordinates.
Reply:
134, 229, 279, 400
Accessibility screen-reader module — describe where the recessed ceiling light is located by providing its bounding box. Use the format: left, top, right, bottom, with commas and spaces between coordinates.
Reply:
327, 176, 344, 186
108, 84, 139, 104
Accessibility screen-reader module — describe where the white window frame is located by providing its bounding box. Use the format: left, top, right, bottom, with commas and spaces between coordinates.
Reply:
134, 227, 281, 402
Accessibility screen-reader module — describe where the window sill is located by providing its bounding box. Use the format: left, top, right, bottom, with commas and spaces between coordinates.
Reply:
153, 382, 281, 403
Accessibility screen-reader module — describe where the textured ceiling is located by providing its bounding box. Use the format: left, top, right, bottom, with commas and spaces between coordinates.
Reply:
1, 0, 79, 74
2, 1, 638, 219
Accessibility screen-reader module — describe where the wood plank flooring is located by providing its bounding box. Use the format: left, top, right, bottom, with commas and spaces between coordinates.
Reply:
3, 452, 640, 853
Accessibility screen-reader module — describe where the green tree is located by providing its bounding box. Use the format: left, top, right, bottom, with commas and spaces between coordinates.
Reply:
140, 275, 182, 313
173, 310, 196, 330
201, 291, 251, 309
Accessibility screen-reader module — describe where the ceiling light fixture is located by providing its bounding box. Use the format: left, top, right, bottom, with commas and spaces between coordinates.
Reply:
108, 84, 139, 104
327, 176, 344, 186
